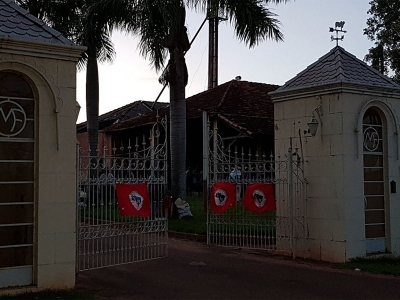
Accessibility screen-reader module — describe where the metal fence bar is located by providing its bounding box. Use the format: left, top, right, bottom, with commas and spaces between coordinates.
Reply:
76, 118, 168, 272
206, 128, 307, 254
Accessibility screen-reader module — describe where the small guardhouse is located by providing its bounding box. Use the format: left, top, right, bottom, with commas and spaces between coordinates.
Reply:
0, 0, 85, 294
271, 46, 400, 262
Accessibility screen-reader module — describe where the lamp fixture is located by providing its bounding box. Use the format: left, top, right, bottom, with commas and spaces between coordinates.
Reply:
76, 101, 81, 122
307, 114, 319, 137
304, 104, 323, 137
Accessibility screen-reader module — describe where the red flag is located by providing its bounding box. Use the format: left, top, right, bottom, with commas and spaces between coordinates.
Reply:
243, 183, 276, 213
116, 183, 151, 217
210, 182, 236, 214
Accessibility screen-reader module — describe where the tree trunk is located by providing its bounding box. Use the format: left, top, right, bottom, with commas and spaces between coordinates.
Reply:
86, 55, 99, 157
169, 48, 187, 200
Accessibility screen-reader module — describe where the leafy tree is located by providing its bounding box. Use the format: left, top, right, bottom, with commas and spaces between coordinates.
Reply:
364, 0, 400, 83
89, 0, 287, 200
15, 0, 116, 156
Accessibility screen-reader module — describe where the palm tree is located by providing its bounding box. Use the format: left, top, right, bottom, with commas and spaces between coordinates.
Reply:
77, 2, 117, 156
19, 0, 288, 199
16, 0, 117, 157
88, 0, 287, 201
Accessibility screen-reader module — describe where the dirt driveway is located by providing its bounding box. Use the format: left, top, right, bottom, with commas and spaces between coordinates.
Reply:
76, 238, 400, 299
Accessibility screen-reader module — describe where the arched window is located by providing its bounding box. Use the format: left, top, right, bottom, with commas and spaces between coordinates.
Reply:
0, 72, 34, 98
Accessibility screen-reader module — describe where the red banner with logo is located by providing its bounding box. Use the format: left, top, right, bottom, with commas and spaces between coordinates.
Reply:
243, 183, 275, 213
116, 183, 151, 217
210, 182, 236, 214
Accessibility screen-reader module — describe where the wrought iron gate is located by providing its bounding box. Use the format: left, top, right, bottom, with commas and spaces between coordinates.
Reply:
206, 128, 307, 257
76, 118, 168, 272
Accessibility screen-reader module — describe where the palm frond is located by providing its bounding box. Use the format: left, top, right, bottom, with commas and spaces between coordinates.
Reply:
135, 0, 172, 70
228, 0, 284, 46
76, 1, 116, 64
85, 0, 185, 71
133, 0, 188, 71
86, 0, 140, 33
259, 0, 290, 4
187, 0, 284, 47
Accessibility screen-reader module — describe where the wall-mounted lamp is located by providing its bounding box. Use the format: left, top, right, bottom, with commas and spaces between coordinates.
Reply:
304, 105, 323, 137
76, 101, 81, 122
307, 115, 319, 137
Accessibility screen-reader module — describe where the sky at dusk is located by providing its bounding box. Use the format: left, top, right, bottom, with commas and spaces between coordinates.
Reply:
76, 0, 374, 123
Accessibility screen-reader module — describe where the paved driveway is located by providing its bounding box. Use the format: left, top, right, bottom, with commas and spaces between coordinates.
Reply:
76, 238, 400, 299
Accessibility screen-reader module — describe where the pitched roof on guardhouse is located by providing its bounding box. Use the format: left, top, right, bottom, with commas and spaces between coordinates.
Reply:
0, 0, 75, 46
270, 46, 400, 98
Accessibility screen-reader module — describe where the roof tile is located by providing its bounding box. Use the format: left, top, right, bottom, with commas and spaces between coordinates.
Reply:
104, 80, 279, 136
272, 46, 400, 96
77, 100, 169, 133
0, 0, 75, 46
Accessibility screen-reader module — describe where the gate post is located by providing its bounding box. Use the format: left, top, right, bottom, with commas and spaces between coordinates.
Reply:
288, 137, 295, 259
213, 118, 218, 181
202, 111, 209, 199
75, 142, 80, 276
203, 111, 210, 244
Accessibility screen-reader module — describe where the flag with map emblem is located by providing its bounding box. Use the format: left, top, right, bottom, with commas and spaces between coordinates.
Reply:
116, 183, 151, 217
243, 183, 275, 213
210, 182, 236, 214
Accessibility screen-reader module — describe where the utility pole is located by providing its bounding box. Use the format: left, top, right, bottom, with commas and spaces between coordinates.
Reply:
207, 4, 226, 90
208, 7, 218, 90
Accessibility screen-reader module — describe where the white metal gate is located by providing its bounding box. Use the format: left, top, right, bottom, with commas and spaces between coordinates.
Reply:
76, 118, 168, 272
206, 128, 307, 257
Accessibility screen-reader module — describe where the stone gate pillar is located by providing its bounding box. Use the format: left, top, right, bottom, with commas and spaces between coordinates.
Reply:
0, 1, 85, 294
270, 46, 400, 262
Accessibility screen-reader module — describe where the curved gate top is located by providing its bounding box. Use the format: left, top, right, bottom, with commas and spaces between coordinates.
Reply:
205, 116, 307, 258
76, 117, 169, 272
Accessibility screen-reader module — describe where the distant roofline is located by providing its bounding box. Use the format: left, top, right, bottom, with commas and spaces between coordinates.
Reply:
77, 100, 169, 133
77, 100, 168, 125
102, 79, 278, 135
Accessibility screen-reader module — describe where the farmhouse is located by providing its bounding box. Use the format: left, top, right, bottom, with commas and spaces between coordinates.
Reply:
77, 100, 168, 156
102, 79, 279, 172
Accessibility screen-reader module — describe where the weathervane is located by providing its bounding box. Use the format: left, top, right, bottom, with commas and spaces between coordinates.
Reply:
329, 21, 347, 46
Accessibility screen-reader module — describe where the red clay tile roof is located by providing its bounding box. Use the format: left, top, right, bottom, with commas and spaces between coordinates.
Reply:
105, 80, 279, 135
77, 100, 168, 133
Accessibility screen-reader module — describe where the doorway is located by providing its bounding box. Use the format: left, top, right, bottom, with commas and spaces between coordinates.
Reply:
0, 71, 35, 288
363, 107, 388, 253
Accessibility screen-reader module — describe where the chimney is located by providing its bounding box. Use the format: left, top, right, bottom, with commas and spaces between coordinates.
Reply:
235, 76, 242, 81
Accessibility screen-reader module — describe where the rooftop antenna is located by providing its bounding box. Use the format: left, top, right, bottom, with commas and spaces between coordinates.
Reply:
329, 21, 347, 46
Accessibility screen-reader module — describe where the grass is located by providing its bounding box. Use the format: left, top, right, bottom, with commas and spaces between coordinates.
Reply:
167, 195, 275, 236
168, 195, 207, 235
337, 255, 400, 276
0, 290, 95, 300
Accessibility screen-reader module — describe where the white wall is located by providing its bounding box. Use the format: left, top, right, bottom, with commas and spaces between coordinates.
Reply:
274, 89, 400, 262
0, 44, 80, 295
